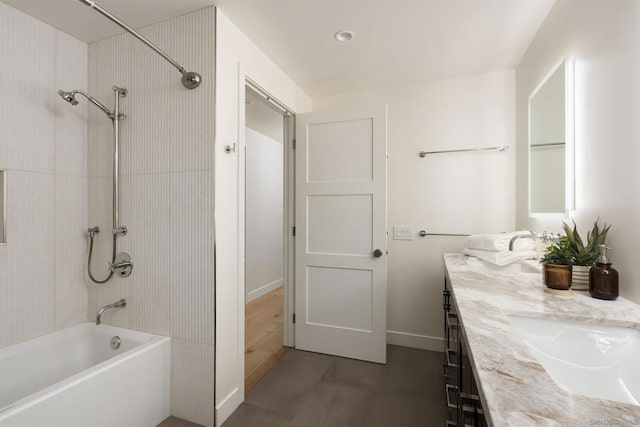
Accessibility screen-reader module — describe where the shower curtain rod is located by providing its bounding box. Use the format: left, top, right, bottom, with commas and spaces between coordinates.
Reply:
78, 0, 202, 89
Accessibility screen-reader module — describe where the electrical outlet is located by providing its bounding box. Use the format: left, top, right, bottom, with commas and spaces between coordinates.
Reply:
393, 226, 414, 240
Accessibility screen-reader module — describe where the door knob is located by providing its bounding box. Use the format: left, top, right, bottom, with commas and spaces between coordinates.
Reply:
373, 249, 384, 258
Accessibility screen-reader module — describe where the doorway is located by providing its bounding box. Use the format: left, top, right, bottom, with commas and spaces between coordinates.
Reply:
243, 84, 293, 393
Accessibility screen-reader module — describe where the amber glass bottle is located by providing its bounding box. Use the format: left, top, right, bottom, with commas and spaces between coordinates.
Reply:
589, 245, 619, 300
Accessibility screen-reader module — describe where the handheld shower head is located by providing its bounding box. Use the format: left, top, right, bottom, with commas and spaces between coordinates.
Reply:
58, 89, 79, 105
57, 88, 114, 118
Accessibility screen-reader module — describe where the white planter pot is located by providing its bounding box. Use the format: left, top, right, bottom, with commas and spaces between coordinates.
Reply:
571, 265, 591, 291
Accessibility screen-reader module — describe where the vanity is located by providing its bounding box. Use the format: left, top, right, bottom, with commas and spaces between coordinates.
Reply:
443, 253, 640, 426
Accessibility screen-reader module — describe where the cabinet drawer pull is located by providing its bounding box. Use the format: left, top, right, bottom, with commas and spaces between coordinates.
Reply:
446, 348, 458, 368
442, 363, 454, 379
447, 313, 459, 327
461, 392, 481, 402
445, 384, 458, 409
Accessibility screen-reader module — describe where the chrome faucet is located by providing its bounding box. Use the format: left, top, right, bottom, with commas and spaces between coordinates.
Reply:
509, 232, 536, 251
96, 298, 126, 325
508, 231, 562, 251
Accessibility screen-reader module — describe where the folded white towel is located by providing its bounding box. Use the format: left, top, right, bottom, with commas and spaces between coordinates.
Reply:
463, 248, 537, 266
464, 232, 536, 252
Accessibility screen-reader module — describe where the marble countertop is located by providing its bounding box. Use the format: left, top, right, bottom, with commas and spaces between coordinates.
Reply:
444, 253, 640, 426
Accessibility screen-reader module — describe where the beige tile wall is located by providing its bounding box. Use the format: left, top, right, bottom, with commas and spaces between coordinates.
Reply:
0, 2, 88, 348
87, 7, 216, 426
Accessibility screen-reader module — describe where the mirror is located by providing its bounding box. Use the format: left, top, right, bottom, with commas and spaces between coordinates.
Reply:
0, 170, 5, 245
528, 59, 574, 216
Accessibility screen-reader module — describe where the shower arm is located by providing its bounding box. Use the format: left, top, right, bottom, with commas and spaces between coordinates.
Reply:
78, 0, 202, 89
72, 90, 113, 117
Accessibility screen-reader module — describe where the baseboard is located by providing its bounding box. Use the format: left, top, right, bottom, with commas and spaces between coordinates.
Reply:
246, 279, 283, 303
215, 387, 243, 426
386, 330, 444, 352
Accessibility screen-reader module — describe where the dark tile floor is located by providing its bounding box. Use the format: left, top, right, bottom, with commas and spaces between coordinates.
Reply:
158, 416, 205, 427
222, 345, 447, 427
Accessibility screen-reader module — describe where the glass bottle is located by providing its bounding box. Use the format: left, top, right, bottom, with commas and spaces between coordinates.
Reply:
589, 245, 619, 300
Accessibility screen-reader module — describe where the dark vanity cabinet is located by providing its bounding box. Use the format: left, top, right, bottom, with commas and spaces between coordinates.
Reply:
443, 277, 486, 426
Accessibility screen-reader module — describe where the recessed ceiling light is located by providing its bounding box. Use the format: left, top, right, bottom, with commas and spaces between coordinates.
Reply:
335, 30, 355, 42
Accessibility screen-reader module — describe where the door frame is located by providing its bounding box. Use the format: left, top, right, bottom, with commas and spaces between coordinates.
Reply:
238, 72, 296, 398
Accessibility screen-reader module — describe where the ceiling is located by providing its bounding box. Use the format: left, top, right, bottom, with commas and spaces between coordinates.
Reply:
1, 0, 214, 43
3, 0, 555, 98
216, 0, 555, 97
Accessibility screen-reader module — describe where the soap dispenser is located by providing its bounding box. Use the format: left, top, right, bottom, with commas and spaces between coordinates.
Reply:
589, 245, 619, 300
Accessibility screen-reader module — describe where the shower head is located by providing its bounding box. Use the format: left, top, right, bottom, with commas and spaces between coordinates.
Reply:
57, 88, 114, 117
58, 90, 79, 106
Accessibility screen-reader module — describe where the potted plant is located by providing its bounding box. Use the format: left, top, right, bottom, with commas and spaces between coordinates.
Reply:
562, 219, 611, 291
540, 237, 573, 293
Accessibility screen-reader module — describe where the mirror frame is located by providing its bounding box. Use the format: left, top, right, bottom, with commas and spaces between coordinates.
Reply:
528, 58, 575, 218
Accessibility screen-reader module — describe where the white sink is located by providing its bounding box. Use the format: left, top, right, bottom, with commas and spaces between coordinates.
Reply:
508, 315, 640, 405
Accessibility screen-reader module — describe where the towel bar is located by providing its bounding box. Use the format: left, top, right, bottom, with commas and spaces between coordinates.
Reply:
419, 230, 470, 237
419, 145, 509, 157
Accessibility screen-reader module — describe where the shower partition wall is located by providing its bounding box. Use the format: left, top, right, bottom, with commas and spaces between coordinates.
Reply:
58, 85, 133, 284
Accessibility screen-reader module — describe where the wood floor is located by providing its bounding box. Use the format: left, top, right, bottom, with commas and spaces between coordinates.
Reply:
245, 287, 290, 394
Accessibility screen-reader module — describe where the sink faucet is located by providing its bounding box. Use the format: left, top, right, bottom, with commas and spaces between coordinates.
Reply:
508, 231, 563, 251
96, 298, 126, 325
509, 232, 536, 251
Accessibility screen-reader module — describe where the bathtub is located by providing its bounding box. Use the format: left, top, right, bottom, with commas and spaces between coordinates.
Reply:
0, 323, 170, 427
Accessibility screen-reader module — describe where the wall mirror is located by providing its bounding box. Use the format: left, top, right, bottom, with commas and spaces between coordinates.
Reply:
528, 59, 574, 216
0, 170, 5, 245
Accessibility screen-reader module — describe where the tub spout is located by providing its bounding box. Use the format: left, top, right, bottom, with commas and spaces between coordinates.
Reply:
96, 298, 126, 325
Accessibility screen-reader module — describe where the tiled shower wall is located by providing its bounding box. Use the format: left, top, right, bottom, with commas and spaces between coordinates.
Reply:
87, 7, 216, 426
0, 2, 88, 349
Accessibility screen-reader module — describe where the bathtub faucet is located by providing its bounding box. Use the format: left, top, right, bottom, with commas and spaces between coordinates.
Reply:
96, 298, 126, 325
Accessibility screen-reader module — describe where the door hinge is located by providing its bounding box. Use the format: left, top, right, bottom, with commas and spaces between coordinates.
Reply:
292, 226, 296, 237
293, 139, 296, 149
293, 314, 296, 324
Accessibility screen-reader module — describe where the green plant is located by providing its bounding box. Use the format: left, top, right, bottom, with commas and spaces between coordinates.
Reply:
541, 237, 574, 265
562, 218, 611, 266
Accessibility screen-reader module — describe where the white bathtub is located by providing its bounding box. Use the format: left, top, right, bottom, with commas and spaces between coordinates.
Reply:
0, 323, 170, 427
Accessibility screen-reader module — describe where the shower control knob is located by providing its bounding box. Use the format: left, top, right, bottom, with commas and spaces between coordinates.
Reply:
110, 252, 133, 278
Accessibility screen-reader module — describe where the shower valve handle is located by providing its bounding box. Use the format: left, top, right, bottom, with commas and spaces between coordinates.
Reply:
110, 253, 133, 278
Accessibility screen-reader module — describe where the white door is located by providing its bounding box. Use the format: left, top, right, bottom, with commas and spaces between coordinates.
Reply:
295, 105, 387, 364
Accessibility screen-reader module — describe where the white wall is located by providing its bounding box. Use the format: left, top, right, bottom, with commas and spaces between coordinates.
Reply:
516, 1, 640, 301
215, 8, 312, 424
0, 2, 88, 349
314, 70, 516, 350
245, 95, 285, 301
87, 8, 216, 426
245, 127, 284, 302
246, 90, 284, 143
